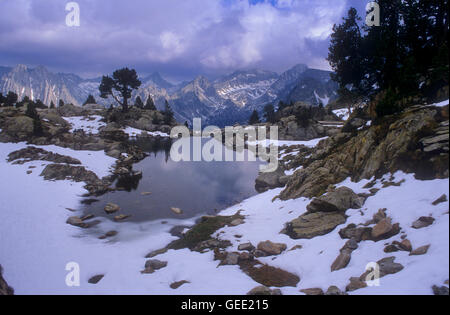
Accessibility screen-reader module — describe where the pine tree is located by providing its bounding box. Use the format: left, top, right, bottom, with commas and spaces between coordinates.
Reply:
135, 96, 144, 109
4, 91, 18, 107
249, 110, 260, 125
184, 121, 189, 128
263, 104, 276, 123
162, 100, 174, 125
35, 99, 47, 109
83, 94, 96, 105
144, 96, 157, 111
58, 99, 65, 107
0, 92, 4, 106
50, 101, 55, 109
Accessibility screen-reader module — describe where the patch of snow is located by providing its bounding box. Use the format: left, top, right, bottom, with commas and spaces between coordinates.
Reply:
63, 116, 105, 135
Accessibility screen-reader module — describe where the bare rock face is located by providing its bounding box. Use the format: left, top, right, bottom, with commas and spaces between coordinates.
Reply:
0, 265, 14, 295
255, 168, 286, 193
280, 105, 449, 200
306, 186, 365, 213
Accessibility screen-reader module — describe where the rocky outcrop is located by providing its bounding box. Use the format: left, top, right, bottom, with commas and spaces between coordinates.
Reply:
0, 265, 14, 295
280, 104, 449, 200
7, 146, 81, 165
254, 168, 286, 193
306, 186, 365, 213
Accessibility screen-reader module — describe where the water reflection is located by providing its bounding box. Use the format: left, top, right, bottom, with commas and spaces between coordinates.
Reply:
81, 137, 263, 222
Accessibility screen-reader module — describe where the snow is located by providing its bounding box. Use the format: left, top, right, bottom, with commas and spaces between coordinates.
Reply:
123, 126, 169, 138
248, 137, 328, 149
0, 135, 448, 295
63, 116, 105, 135
333, 108, 350, 121
433, 99, 449, 107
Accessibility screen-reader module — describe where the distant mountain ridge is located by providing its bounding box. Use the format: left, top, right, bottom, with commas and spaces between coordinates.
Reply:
0, 64, 338, 126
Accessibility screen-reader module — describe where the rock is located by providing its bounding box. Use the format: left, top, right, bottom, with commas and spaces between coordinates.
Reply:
325, 286, 347, 295
104, 203, 120, 214
342, 239, 359, 252
306, 187, 365, 213
238, 252, 253, 262
412, 216, 435, 229
371, 218, 400, 240
432, 194, 448, 205
230, 218, 245, 226
238, 243, 255, 252
384, 244, 400, 253
300, 288, 324, 296
170, 280, 190, 290
171, 207, 183, 215
286, 212, 347, 239
255, 168, 286, 193
141, 192, 152, 196
221, 253, 240, 266
243, 263, 300, 288
377, 257, 404, 277
256, 241, 287, 256
113, 214, 131, 222
88, 275, 104, 284
247, 286, 282, 296
192, 239, 232, 252
339, 224, 372, 242
0, 265, 14, 295
145, 259, 168, 271
398, 239, 413, 252
99, 231, 118, 240
99, 124, 129, 141
410, 245, 430, 256
372, 208, 387, 223
145, 248, 168, 258
7, 147, 81, 165
432, 285, 450, 296
66, 216, 87, 228
331, 250, 352, 272
346, 277, 368, 292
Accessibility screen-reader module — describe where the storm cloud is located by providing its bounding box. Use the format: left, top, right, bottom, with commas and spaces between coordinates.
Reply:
0, 0, 364, 81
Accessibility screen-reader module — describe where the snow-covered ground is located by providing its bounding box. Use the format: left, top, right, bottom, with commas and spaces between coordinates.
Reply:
0, 135, 448, 294
63, 116, 105, 135
333, 108, 350, 121
123, 126, 169, 138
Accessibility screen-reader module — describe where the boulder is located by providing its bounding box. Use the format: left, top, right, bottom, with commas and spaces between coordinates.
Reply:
170, 280, 190, 290
247, 286, 282, 296
377, 257, 404, 277
432, 194, 447, 205
256, 241, 287, 256
104, 203, 120, 214
238, 243, 255, 252
286, 212, 347, 239
331, 250, 352, 272
220, 253, 240, 266
306, 186, 365, 213
300, 288, 324, 296
325, 286, 347, 296
410, 245, 430, 256
0, 265, 14, 295
255, 168, 286, 193
432, 285, 450, 296
346, 277, 368, 292
412, 216, 435, 229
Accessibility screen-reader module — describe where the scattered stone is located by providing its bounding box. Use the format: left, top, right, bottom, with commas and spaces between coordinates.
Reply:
145, 248, 168, 258
80, 214, 95, 221
306, 186, 365, 213
384, 244, 400, 253
256, 241, 287, 256
66, 216, 87, 228
238, 243, 255, 252
432, 194, 448, 206
104, 203, 120, 214
289, 245, 303, 251
230, 218, 245, 226
171, 207, 183, 215
372, 218, 393, 239
398, 239, 412, 252
238, 252, 253, 262
170, 280, 190, 290
346, 277, 368, 292
242, 263, 300, 288
220, 253, 240, 266
300, 288, 324, 296
331, 250, 352, 272
377, 257, 404, 277
26, 170, 32, 174
247, 286, 282, 296
432, 285, 449, 296
325, 286, 347, 295
339, 224, 373, 242
410, 245, 430, 256
114, 214, 131, 222
99, 231, 118, 240
286, 211, 347, 239
412, 216, 435, 229
88, 275, 104, 284
145, 259, 168, 271
141, 192, 152, 196
372, 208, 387, 223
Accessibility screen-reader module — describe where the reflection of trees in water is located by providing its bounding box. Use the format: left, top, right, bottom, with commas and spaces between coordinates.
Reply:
130, 137, 172, 162
116, 173, 143, 192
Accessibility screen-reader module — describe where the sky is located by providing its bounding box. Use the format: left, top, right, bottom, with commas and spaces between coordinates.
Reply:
0, 0, 367, 82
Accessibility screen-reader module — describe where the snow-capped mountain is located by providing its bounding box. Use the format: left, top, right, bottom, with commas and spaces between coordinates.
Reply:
0, 64, 338, 126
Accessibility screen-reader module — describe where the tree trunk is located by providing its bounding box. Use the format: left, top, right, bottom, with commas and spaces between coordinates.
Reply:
122, 97, 129, 112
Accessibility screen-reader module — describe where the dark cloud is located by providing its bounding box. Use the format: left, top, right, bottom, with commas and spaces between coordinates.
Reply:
0, 0, 359, 81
